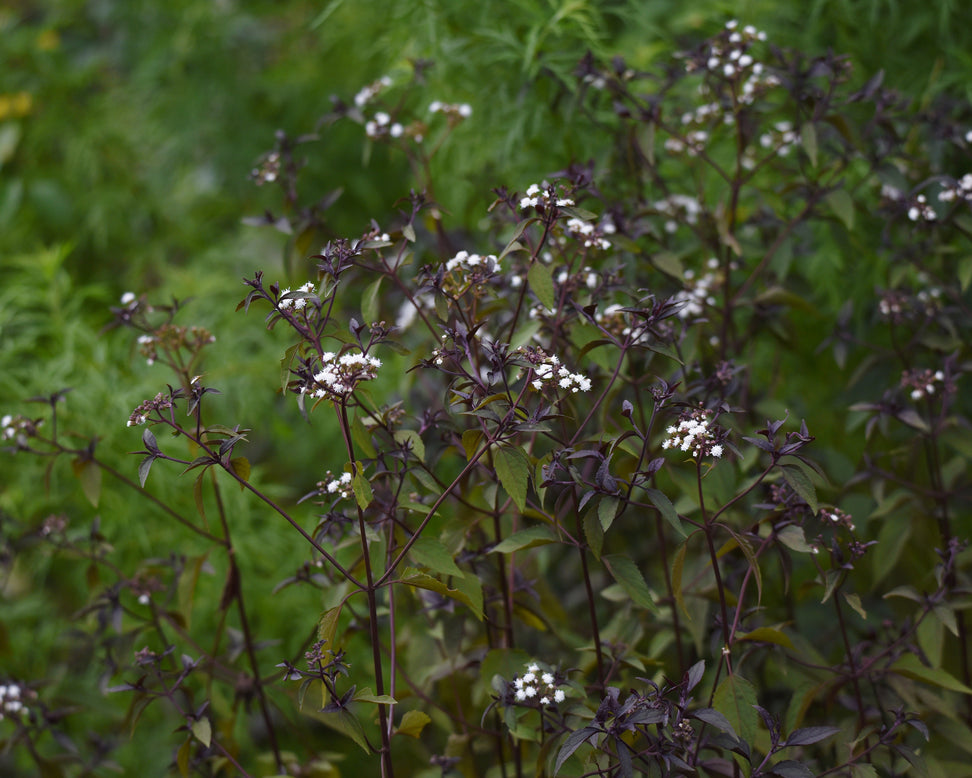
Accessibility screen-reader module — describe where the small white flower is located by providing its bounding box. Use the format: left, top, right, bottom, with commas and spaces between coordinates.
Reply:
120, 291, 136, 305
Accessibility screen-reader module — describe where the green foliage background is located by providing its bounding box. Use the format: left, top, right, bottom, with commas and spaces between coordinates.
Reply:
2, 0, 972, 775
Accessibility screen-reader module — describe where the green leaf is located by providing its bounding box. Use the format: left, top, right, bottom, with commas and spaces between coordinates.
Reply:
891, 654, 972, 694
777, 525, 813, 553
491, 525, 557, 553
583, 509, 603, 559
602, 553, 659, 614
72, 458, 102, 507
351, 413, 377, 458
843, 592, 867, 620
190, 718, 212, 748
393, 429, 425, 463
958, 256, 972, 292
781, 464, 818, 515
494, 445, 530, 512
352, 463, 373, 509
462, 429, 483, 461
401, 569, 483, 620
362, 276, 382, 324
800, 123, 817, 167
555, 726, 599, 774
318, 709, 371, 753
353, 688, 397, 704
230, 457, 250, 490
651, 251, 683, 278
769, 760, 814, 778
528, 260, 556, 311
737, 626, 794, 649
317, 605, 343, 651
826, 189, 855, 230
396, 709, 432, 739
644, 488, 685, 537
713, 674, 758, 746
177, 737, 191, 778
409, 537, 463, 578
598, 495, 621, 532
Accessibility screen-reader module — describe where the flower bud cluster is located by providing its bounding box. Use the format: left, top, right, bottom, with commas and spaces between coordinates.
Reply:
127, 392, 174, 427
901, 367, 947, 401
318, 470, 353, 500
518, 347, 592, 393
820, 507, 855, 531
511, 662, 567, 706
0, 683, 29, 721
135, 324, 215, 367
303, 350, 382, 400
661, 408, 724, 458
278, 282, 317, 311
442, 250, 502, 296
251, 151, 281, 185
938, 173, 972, 205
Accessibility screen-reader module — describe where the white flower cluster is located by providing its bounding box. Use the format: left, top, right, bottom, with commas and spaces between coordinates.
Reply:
565, 217, 612, 250
759, 121, 800, 156
429, 101, 472, 118
120, 291, 137, 306
665, 129, 709, 156
902, 368, 946, 401
365, 111, 404, 139
661, 409, 724, 458
688, 21, 779, 103
519, 183, 575, 210
278, 282, 317, 311
354, 75, 392, 108
0, 683, 27, 721
444, 250, 499, 275
673, 260, 720, 319
938, 174, 972, 205
512, 662, 566, 706
2, 414, 20, 441
520, 349, 592, 393
653, 193, 702, 233
320, 470, 353, 500
303, 350, 382, 400
906, 193, 937, 222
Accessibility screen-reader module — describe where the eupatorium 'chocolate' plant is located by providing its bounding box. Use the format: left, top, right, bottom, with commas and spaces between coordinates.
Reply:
3, 19, 972, 778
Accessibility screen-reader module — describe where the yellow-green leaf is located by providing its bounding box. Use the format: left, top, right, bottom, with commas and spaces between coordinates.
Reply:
352, 462, 373, 509
72, 458, 102, 507
892, 654, 972, 694
190, 718, 212, 748
230, 457, 250, 490
396, 709, 432, 739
